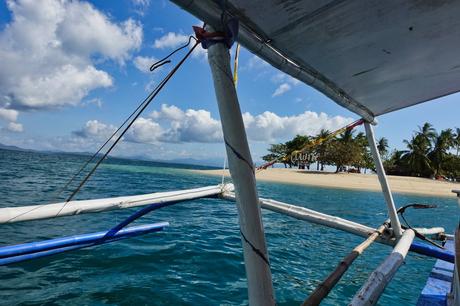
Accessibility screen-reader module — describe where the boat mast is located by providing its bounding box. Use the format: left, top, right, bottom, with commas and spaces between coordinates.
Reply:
364, 121, 403, 237
206, 25, 275, 306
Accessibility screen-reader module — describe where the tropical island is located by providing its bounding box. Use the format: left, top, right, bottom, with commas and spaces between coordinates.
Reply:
262, 122, 460, 180
193, 123, 460, 197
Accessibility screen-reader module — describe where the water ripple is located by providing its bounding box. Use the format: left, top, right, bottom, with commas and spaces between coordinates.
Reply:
0, 149, 457, 305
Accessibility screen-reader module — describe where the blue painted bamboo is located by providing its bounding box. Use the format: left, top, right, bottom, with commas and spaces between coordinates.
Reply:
410, 240, 454, 263
0, 222, 168, 265
102, 200, 181, 240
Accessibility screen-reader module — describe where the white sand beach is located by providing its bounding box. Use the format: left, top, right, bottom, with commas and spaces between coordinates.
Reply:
192, 168, 459, 198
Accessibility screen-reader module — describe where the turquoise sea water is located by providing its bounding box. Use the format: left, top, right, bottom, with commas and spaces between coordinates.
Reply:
0, 148, 457, 305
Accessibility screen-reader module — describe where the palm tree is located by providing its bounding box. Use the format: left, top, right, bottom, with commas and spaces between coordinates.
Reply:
314, 129, 330, 171
285, 135, 312, 169
377, 137, 389, 157
416, 122, 436, 150
454, 127, 460, 156
262, 143, 287, 167
353, 132, 371, 173
330, 129, 356, 172
428, 128, 455, 176
339, 129, 354, 143
401, 135, 432, 177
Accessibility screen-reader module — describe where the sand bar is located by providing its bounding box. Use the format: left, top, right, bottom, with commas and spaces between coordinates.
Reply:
191, 168, 459, 198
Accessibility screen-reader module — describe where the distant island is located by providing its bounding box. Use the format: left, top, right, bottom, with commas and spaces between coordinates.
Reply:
0, 143, 30, 151
0, 142, 222, 168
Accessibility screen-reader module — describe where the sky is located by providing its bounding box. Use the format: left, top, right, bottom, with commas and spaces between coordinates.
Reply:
0, 0, 458, 164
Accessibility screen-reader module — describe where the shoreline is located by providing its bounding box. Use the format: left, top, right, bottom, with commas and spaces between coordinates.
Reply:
190, 168, 459, 198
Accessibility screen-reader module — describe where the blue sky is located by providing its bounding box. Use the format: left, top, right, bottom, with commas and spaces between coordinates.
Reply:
0, 0, 458, 164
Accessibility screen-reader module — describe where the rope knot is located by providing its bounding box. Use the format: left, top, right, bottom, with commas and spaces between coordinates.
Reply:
192, 17, 238, 49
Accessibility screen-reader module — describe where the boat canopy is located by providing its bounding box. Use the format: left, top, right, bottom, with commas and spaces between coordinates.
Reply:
172, 0, 460, 121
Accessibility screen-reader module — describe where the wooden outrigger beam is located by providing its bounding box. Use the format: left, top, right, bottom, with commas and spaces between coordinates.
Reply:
350, 229, 415, 306
0, 184, 233, 224
222, 192, 451, 261
222, 192, 388, 241
302, 223, 388, 306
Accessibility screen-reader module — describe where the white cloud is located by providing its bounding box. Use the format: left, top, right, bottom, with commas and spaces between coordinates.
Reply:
3, 105, 353, 160
168, 108, 221, 142
192, 44, 207, 59
6, 122, 23, 132
58, 4, 142, 62
149, 104, 222, 142
246, 55, 269, 70
12, 65, 112, 109
243, 110, 353, 142
271, 73, 300, 85
126, 117, 164, 143
82, 98, 103, 108
73, 120, 116, 139
0, 108, 19, 122
153, 32, 189, 49
133, 56, 157, 73
0, 0, 142, 112
131, 0, 150, 17
151, 104, 183, 121
132, 0, 150, 8
272, 83, 291, 97
73, 104, 353, 146
153, 31, 207, 60
271, 72, 301, 97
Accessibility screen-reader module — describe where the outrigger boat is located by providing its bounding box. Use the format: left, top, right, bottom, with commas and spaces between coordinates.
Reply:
0, 1, 459, 305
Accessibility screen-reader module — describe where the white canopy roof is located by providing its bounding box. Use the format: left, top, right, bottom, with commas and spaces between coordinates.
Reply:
172, 0, 460, 121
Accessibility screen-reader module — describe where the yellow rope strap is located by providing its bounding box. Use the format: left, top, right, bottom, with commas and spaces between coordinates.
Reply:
233, 43, 240, 87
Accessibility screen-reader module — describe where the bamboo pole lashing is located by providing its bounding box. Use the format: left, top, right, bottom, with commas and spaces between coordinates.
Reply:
350, 229, 415, 306
302, 223, 388, 306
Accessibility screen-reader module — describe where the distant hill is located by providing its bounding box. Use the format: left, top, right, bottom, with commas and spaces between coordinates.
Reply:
0, 142, 224, 168
0, 142, 31, 151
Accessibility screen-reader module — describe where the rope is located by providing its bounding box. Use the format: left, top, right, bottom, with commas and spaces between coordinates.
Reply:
5, 36, 201, 223
397, 203, 445, 249
57, 40, 200, 213
233, 43, 240, 88
150, 36, 198, 71
256, 118, 365, 171
221, 156, 227, 186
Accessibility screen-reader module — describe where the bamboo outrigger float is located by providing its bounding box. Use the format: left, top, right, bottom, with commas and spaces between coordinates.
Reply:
1, 0, 459, 305
0, 185, 232, 224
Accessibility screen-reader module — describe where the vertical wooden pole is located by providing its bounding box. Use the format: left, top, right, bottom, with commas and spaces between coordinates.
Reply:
364, 121, 403, 237
206, 27, 275, 306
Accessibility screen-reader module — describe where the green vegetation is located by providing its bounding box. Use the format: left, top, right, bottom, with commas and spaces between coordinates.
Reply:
262, 122, 460, 180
